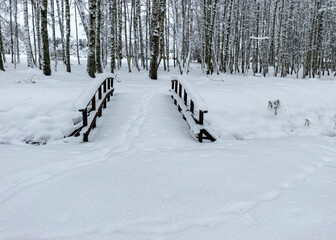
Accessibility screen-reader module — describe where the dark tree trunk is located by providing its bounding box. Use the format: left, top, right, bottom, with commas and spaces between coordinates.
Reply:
0, 20, 4, 71
41, 0, 51, 76
51, 0, 58, 71
65, 0, 71, 72
149, 0, 160, 79
87, 0, 96, 78
75, 4, 80, 65
110, 0, 116, 73
95, 0, 103, 73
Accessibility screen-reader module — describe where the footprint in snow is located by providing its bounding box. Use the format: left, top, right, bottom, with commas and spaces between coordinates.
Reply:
312, 161, 324, 167
321, 157, 332, 162
56, 213, 73, 223
295, 172, 308, 180
301, 166, 316, 174
279, 182, 296, 189
221, 201, 256, 214
259, 190, 281, 201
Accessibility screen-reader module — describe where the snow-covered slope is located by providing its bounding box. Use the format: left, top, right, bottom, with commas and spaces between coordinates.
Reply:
0, 61, 336, 239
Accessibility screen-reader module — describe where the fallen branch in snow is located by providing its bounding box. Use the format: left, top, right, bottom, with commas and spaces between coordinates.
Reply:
304, 119, 312, 127
268, 99, 280, 116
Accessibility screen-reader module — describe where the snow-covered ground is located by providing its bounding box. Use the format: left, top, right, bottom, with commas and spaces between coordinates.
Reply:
1, 58, 336, 239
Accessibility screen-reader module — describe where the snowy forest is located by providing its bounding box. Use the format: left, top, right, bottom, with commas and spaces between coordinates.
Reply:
2, 1, 336, 239
0, 0, 335, 79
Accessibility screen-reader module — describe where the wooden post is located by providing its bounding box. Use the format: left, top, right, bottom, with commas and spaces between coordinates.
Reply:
98, 85, 102, 99
98, 105, 102, 117
107, 78, 110, 89
83, 132, 89, 142
91, 95, 96, 111
103, 98, 106, 109
103, 81, 107, 93
174, 82, 177, 105
92, 117, 96, 128
82, 108, 88, 127
197, 131, 203, 143
111, 78, 114, 88
190, 100, 194, 114
184, 89, 187, 105
179, 83, 182, 98
199, 110, 204, 125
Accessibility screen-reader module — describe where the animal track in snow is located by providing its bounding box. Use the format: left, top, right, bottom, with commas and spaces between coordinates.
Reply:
279, 182, 296, 189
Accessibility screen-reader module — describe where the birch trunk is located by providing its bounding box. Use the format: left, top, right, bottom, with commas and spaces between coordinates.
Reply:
23, 0, 35, 68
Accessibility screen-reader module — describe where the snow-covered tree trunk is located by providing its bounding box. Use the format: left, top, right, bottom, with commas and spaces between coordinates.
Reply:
165, 1, 170, 72
31, 0, 37, 66
117, 0, 122, 69
22, 0, 35, 68
132, 0, 140, 71
13, 0, 19, 68
124, 0, 131, 72
95, 0, 103, 74
159, 0, 166, 71
110, 0, 116, 73
9, 0, 14, 64
74, 0, 89, 40
137, 0, 145, 69
56, 0, 65, 63
74, 2, 80, 65
50, 0, 58, 71
0, 20, 4, 71
35, 0, 42, 69
145, 0, 150, 70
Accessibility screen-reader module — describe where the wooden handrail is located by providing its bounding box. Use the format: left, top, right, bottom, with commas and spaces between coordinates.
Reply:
69, 76, 114, 142
170, 77, 217, 142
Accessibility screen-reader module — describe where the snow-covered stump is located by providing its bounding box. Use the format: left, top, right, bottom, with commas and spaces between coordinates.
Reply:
170, 76, 217, 142
69, 74, 115, 142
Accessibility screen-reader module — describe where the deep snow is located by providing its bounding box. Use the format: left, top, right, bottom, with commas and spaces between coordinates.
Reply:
1, 58, 336, 239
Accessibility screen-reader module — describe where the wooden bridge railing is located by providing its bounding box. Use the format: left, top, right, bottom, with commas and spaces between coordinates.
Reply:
170, 77, 217, 142
69, 74, 115, 142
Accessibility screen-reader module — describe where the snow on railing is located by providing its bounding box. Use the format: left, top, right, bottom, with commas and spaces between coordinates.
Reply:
74, 73, 114, 109
69, 74, 115, 142
170, 76, 208, 112
249, 36, 270, 40
170, 76, 217, 142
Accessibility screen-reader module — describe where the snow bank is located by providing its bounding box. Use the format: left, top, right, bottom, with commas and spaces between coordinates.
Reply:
195, 76, 336, 140
73, 73, 114, 110
0, 61, 90, 144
